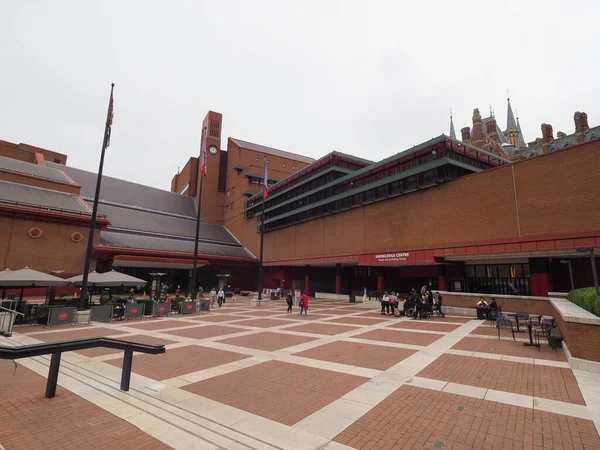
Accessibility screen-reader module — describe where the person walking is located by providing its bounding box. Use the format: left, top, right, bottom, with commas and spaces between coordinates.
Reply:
217, 288, 225, 307
299, 292, 309, 315
363, 286, 368, 302
286, 291, 293, 313
210, 288, 216, 307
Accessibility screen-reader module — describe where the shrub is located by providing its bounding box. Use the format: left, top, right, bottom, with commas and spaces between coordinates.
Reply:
568, 287, 600, 316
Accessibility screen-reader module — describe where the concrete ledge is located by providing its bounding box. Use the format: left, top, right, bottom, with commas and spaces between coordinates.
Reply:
564, 341, 600, 374
441, 306, 476, 317
548, 291, 569, 299
549, 297, 600, 326
314, 292, 350, 302
438, 291, 551, 302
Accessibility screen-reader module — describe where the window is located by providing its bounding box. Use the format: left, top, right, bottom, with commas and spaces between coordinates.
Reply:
227, 190, 230, 197
232, 187, 235, 194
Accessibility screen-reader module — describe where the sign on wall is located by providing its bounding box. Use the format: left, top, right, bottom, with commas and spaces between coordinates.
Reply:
374, 252, 410, 263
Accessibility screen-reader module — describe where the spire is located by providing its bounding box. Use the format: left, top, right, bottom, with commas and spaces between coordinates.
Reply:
516, 113, 526, 148
449, 109, 456, 139
506, 91, 517, 131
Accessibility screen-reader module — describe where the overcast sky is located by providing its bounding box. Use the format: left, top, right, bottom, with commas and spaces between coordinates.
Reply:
1, 1, 598, 190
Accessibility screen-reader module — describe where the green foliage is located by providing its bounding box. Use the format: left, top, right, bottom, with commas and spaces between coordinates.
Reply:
568, 287, 600, 316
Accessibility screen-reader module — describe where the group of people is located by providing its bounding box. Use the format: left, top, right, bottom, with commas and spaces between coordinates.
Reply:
476, 297, 498, 318
379, 282, 444, 319
285, 291, 309, 314
209, 288, 226, 307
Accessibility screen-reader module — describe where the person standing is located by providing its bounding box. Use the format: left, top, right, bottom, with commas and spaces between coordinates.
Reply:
276, 286, 281, 298
217, 288, 225, 307
300, 292, 309, 315
286, 291, 293, 313
363, 286, 368, 302
210, 288, 216, 306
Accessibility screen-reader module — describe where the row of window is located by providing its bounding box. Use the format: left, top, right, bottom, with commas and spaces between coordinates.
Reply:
258, 166, 468, 232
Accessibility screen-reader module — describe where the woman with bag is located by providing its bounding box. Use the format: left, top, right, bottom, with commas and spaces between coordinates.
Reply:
299, 292, 309, 315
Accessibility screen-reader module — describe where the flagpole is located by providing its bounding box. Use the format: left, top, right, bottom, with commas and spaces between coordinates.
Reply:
191, 127, 206, 300
79, 83, 114, 311
257, 155, 267, 306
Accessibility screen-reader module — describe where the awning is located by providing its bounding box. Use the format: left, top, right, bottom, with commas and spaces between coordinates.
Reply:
0, 267, 69, 287
66, 270, 147, 287
112, 255, 210, 270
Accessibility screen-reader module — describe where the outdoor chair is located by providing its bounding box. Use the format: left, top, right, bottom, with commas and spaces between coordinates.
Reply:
516, 313, 530, 330
488, 307, 501, 326
548, 327, 563, 352
534, 318, 555, 350
496, 317, 516, 341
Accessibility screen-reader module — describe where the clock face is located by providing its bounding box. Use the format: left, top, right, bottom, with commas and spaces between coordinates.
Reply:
208, 145, 218, 155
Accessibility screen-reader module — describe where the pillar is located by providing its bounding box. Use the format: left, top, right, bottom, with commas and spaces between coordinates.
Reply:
376, 268, 384, 297
304, 266, 311, 296
437, 264, 448, 292
335, 264, 342, 294
529, 257, 552, 297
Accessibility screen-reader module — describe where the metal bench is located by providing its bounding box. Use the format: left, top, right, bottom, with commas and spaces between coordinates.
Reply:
0, 337, 165, 398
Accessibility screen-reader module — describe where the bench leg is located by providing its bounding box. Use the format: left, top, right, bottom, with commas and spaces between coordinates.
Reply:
120, 349, 133, 391
45, 351, 62, 398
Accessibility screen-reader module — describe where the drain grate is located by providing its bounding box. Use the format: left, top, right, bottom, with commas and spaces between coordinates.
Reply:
434, 439, 446, 448
456, 406, 464, 411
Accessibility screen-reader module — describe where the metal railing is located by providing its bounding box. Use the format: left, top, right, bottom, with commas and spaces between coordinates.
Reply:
0, 305, 24, 337
0, 337, 165, 398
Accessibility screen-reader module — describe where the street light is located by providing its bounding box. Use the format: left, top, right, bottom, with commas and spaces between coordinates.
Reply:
576, 248, 599, 296
559, 260, 575, 292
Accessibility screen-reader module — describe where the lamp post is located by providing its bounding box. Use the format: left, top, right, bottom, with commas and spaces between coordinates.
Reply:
576, 248, 599, 296
559, 260, 575, 292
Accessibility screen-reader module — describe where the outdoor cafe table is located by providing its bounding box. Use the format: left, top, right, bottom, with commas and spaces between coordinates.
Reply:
506, 313, 524, 332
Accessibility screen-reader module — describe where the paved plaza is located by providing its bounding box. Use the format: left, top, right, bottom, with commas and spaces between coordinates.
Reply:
2, 299, 600, 449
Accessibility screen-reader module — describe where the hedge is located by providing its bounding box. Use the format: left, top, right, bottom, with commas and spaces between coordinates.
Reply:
568, 287, 600, 317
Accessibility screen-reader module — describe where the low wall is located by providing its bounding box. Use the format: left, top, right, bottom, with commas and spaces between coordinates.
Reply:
439, 291, 555, 316
550, 297, 600, 363
441, 291, 600, 364
315, 292, 350, 302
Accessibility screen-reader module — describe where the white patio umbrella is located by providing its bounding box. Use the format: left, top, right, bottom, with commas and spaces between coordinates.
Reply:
65, 271, 105, 286
95, 270, 147, 288
0, 267, 69, 287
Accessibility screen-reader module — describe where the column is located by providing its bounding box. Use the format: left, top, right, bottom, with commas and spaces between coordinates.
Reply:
305, 266, 311, 296
529, 257, 552, 296
377, 268, 384, 297
437, 264, 448, 291
335, 263, 342, 294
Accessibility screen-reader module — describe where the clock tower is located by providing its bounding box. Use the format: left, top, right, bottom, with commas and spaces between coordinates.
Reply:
197, 110, 225, 225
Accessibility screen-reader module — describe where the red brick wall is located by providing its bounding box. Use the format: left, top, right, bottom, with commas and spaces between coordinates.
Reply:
0, 217, 99, 274
441, 292, 555, 316
246, 138, 600, 264
553, 312, 600, 362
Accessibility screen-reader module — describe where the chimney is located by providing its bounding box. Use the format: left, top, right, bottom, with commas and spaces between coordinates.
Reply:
557, 131, 567, 138
487, 118, 498, 139
472, 109, 484, 145
541, 123, 554, 154
461, 127, 471, 142
581, 112, 589, 133
574, 112, 584, 143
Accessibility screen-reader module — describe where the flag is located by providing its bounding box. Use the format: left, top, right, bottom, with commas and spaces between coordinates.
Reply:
200, 132, 207, 177
105, 89, 114, 148
263, 160, 269, 199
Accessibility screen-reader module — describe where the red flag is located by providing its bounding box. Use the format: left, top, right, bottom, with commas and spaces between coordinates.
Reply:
263, 160, 268, 199
200, 132, 207, 177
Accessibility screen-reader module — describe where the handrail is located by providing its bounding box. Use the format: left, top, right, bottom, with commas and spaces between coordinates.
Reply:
0, 305, 25, 316
0, 337, 165, 398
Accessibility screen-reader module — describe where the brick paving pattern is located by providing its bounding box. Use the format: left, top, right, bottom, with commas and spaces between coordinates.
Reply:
189, 314, 246, 322
284, 323, 359, 335
232, 318, 297, 328
76, 334, 179, 358
325, 316, 389, 326
390, 320, 461, 333
30, 326, 124, 342
121, 319, 198, 331
334, 385, 600, 450
0, 360, 170, 450
356, 328, 443, 346
294, 340, 416, 370
161, 324, 246, 340
183, 360, 368, 425
217, 331, 317, 352
106, 345, 250, 380
452, 336, 567, 361
418, 353, 586, 405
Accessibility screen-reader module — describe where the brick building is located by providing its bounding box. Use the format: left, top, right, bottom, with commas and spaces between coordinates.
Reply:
1, 109, 599, 299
